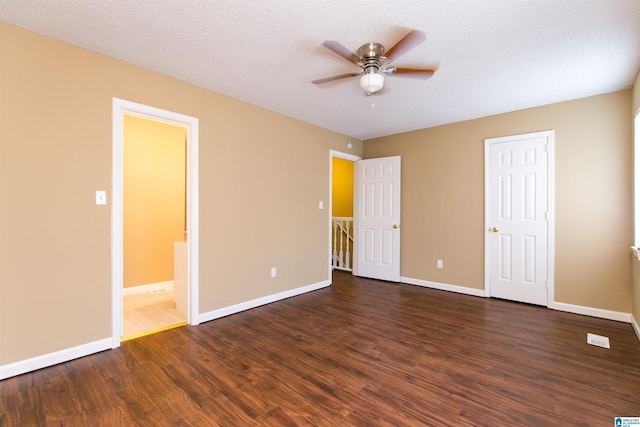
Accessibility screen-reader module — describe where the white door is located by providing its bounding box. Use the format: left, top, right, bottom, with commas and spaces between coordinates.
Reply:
355, 156, 401, 282
485, 131, 553, 306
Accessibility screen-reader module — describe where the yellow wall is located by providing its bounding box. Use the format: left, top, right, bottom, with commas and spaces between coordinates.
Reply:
0, 23, 362, 365
123, 115, 186, 288
364, 91, 633, 313
332, 157, 354, 217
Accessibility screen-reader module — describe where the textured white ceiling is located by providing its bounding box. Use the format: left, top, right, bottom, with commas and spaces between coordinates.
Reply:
2, 0, 639, 140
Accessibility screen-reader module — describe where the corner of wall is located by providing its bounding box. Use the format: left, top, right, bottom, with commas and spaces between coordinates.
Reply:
632, 314, 640, 344
632, 67, 640, 113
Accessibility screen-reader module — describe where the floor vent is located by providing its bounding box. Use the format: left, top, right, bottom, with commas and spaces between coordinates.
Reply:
586, 333, 610, 349
150, 289, 171, 295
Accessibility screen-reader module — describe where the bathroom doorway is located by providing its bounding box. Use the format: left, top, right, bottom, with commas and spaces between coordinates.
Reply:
111, 98, 200, 348
121, 115, 187, 340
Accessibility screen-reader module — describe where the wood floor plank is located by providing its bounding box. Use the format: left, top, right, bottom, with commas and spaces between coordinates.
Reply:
1, 270, 639, 425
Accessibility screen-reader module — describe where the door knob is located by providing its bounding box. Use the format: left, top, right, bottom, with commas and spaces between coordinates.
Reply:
491, 227, 499, 232
393, 224, 399, 229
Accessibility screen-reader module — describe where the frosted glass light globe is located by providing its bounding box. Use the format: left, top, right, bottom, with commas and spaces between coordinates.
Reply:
359, 72, 384, 93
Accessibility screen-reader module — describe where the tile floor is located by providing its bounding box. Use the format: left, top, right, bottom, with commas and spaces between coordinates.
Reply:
123, 289, 186, 339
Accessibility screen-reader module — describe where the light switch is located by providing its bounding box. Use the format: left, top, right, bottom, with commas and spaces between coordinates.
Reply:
96, 191, 107, 205
319, 201, 323, 210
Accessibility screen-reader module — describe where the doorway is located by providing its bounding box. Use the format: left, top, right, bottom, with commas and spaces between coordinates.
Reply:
330, 152, 403, 283
111, 99, 200, 349
484, 130, 555, 306
121, 115, 186, 339
329, 150, 360, 279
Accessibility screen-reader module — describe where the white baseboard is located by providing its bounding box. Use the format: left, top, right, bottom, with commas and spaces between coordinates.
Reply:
1, 280, 329, 380
632, 315, 640, 343
548, 301, 632, 323
0, 338, 112, 380
198, 280, 331, 324
401, 277, 637, 329
122, 280, 174, 296
4, 281, 635, 380
400, 276, 486, 298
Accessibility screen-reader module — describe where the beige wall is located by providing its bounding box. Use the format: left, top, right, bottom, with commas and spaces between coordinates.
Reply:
364, 91, 633, 313
0, 23, 362, 365
632, 69, 640, 327
124, 115, 186, 288
1, 21, 636, 369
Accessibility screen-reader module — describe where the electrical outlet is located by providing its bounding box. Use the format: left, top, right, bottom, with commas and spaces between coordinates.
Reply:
437, 260, 443, 269
271, 267, 277, 278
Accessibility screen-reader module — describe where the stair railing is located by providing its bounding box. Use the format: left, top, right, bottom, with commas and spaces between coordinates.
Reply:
332, 217, 354, 271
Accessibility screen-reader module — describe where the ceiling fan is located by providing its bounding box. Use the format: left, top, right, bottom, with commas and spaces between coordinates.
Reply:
312, 29, 436, 95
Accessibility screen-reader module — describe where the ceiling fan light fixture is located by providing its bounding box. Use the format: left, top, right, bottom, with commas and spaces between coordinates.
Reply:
359, 70, 384, 94
315, 30, 434, 94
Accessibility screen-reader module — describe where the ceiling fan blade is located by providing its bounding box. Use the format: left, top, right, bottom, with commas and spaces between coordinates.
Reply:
312, 72, 361, 85
384, 29, 427, 62
391, 67, 436, 79
322, 40, 360, 64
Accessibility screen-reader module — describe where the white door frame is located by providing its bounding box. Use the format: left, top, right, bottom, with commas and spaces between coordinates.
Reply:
484, 130, 555, 305
111, 98, 200, 348
329, 150, 361, 280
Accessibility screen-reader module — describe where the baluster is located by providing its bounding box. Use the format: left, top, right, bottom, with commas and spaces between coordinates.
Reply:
332, 219, 338, 268
345, 220, 351, 270
339, 220, 344, 269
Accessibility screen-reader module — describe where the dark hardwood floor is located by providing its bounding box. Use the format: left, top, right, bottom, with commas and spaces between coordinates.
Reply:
2, 270, 639, 426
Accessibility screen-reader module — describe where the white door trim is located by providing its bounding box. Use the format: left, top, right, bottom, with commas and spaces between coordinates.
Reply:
329, 150, 361, 280
111, 98, 200, 349
484, 130, 555, 306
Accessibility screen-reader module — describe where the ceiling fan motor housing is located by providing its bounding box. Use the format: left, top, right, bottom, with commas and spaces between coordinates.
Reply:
357, 43, 387, 93
357, 42, 385, 60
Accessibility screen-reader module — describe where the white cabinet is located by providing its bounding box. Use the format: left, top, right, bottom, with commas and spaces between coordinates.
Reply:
173, 241, 187, 316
